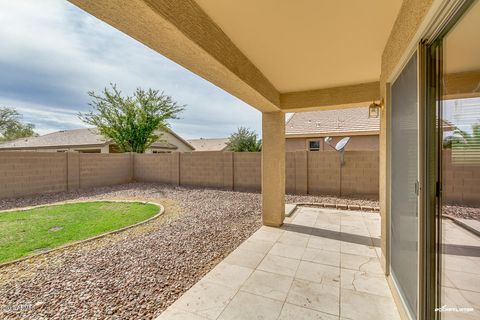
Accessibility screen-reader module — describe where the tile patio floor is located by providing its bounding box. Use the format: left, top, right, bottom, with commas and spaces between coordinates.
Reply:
157, 207, 400, 320
442, 219, 480, 320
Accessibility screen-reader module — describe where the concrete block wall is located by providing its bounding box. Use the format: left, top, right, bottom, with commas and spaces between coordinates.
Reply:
134, 153, 172, 183
285, 152, 296, 194
0, 150, 383, 200
341, 151, 379, 198
234, 152, 261, 191
0, 152, 67, 198
443, 150, 480, 206
79, 153, 133, 189
308, 152, 341, 195
2, 150, 479, 204
180, 152, 225, 188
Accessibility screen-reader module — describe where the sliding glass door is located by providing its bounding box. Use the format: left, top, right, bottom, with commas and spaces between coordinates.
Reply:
436, 1, 480, 319
390, 53, 419, 318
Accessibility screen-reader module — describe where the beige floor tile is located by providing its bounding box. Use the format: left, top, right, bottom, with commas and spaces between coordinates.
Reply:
303, 248, 341, 267
202, 262, 253, 290
295, 260, 341, 287
340, 242, 377, 257
447, 270, 480, 292
460, 289, 480, 309
340, 253, 383, 275
314, 223, 341, 232
278, 303, 339, 320
340, 269, 391, 297
445, 254, 480, 274
340, 225, 370, 237
250, 226, 284, 242
156, 308, 209, 320
237, 239, 273, 255
277, 231, 310, 248
287, 279, 340, 316
240, 270, 294, 301
223, 247, 266, 269
340, 288, 400, 320
269, 242, 306, 260
308, 236, 341, 252
442, 287, 479, 320
218, 291, 283, 320
173, 281, 237, 319
258, 254, 300, 277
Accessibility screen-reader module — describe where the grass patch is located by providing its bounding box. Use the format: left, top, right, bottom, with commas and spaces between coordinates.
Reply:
0, 201, 159, 263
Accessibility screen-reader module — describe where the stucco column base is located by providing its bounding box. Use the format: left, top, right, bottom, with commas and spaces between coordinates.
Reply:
262, 111, 285, 227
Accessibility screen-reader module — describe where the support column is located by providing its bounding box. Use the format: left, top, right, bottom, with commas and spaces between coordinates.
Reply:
262, 111, 285, 227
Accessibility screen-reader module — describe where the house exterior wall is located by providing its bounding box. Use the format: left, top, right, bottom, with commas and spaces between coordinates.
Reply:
145, 131, 194, 153
286, 135, 379, 152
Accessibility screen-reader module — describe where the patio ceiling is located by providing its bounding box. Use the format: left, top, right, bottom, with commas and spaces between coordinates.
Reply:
68, 0, 402, 112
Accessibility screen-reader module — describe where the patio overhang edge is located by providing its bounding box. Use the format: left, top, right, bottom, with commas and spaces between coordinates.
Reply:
280, 81, 381, 112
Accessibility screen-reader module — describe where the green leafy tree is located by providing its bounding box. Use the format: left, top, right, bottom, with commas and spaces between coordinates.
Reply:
443, 123, 480, 149
79, 84, 184, 153
227, 127, 262, 152
0, 107, 37, 142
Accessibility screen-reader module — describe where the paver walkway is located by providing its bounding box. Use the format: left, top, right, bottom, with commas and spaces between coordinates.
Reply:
157, 207, 400, 320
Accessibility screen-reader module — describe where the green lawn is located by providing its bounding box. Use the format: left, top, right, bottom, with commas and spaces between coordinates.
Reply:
0, 201, 159, 263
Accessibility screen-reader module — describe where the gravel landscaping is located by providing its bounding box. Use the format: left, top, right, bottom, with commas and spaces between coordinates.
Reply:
0, 182, 475, 319
0, 183, 381, 319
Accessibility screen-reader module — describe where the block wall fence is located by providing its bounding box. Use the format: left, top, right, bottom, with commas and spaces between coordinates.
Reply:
0, 151, 477, 205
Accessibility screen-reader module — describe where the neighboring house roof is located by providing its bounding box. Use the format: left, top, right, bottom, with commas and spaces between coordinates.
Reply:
286, 107, 380, 137
0, 128, 191, 150
187, 138, 229, 151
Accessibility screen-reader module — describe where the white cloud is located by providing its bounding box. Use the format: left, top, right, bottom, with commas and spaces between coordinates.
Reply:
0, 0, 261, 139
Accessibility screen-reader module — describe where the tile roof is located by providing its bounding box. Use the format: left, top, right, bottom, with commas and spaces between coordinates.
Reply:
0, 128, 178, 150
285, 106, 380, 136
187, 138, 229, 151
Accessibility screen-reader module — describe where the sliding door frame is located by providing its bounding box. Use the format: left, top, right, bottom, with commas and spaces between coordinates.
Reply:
386, 1, 475, 319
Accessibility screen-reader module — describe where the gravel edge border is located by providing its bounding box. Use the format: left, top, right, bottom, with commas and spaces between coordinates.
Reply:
294, 202, 380, 212
0, 199, 165, 268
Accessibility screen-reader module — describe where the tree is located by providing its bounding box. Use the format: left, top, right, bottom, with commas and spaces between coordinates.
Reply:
227, 127, 262, 152
79, 84, 184, 153
0, 107, 37, 142
443, 123, 480, 149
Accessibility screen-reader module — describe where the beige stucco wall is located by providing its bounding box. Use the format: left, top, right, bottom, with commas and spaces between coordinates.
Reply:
145, 131, 194, 153
286, 135, 379, 152
378, 0, 436, 284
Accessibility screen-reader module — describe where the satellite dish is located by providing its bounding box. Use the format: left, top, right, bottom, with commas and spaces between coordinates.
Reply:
335, 137, 351, 152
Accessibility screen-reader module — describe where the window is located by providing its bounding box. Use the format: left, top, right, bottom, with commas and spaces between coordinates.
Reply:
308, 140, 320, 151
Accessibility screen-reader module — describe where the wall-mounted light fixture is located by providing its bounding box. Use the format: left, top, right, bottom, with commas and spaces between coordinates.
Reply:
368, 99, 384, 118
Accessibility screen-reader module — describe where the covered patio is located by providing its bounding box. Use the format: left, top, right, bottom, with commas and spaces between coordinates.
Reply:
158, 206, 399, 320
64, 0, 480, 319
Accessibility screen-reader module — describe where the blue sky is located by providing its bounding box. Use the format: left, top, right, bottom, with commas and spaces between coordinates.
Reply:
0, 0, 262, 139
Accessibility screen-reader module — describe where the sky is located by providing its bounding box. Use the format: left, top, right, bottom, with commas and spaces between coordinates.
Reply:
0, 0, 262, 139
